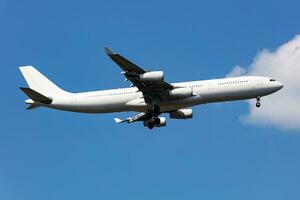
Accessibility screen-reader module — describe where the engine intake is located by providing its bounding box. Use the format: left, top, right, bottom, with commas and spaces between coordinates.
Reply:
170, 109, 193, 119
169, 87, 192, 98
140, 71, 164, 82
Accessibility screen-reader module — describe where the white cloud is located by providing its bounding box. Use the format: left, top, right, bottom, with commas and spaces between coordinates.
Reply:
226, 65, 246, 77
227, 35, 300, 131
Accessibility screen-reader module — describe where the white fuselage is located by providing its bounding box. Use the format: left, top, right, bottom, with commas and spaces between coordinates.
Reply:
41, 76, 283, 114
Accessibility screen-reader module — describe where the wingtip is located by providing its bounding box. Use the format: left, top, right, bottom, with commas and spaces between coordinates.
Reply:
104, 47, 114, 55
19, 65, 34, 72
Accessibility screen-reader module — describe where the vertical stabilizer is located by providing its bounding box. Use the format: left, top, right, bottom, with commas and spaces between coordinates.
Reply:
19, 66, 69, 97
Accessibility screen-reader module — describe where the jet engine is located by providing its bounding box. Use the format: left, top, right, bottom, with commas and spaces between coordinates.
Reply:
170, 108, 193, 119
140, 71, 164, 82
143, 117, 166, 127
169, 87, 192, 98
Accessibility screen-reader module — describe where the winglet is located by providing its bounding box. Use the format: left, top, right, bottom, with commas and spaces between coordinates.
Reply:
104, 47, 115, 55
114, 118, 124, 123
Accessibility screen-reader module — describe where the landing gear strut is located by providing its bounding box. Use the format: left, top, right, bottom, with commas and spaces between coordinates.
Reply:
152, 104, 160, 115
147, 105, 161, 129
256, 96, 261, 108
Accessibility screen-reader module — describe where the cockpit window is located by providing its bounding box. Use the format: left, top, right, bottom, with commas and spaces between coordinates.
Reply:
269, 79, 276, 82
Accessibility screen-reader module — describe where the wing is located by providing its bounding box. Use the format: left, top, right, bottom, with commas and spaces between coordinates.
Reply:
104, 47, 173, 102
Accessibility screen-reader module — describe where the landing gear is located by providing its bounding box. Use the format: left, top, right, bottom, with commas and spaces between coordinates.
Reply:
154, 117, 160, 125
152, 104, 160, 115
256, 102, 261, 108
147, 117, 161, 129
147, 104, 161, 129
147, 122, 154, 129
256, 96, 261, 108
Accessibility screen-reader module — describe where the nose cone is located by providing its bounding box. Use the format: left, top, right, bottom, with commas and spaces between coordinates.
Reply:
277, 82, 284, 90
275, 81, 284, 91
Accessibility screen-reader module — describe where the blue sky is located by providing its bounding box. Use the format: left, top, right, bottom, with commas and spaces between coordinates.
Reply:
1, 0, 300, 199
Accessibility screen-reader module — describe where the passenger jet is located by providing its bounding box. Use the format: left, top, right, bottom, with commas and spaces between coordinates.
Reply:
19, 48, 284, 129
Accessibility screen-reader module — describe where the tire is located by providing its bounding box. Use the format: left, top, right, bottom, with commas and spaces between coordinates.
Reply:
256, 102, 261, 108
154, 117, 161, 125
148, 122, 154, 129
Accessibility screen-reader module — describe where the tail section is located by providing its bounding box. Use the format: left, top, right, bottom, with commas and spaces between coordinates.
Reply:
26, 104, 40, 110
114, 118, 126, 123
19, 66, 69, 97
19, 87, 53, 110
19, 87, 53, 104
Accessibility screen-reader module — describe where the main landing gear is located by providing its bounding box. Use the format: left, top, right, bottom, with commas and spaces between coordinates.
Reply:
148, 123, 154, 129
147, 117, 161, 129
147, 104, 161, 129
256, 96, 261, 108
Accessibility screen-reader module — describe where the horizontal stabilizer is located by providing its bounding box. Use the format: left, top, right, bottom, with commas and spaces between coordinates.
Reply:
20, 87, 52, 104
114, 118, 126, 123
114, 112, 149, 124
26, 104, 40, 110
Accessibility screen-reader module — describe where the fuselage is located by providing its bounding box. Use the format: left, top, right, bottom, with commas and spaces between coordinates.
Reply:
43, 76, 283, 113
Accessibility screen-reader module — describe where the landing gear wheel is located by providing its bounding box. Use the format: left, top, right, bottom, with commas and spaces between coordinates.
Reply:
256, 96, 261, 108
256, 102, 261, 108
148, 122, 154, 129
154, 117, 160, 125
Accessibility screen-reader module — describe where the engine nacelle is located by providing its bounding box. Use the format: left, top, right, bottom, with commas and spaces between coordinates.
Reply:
170, 109, 193, 119
143, 117, 166, 127
169, 87, 192, 98
140, 71, 164, 82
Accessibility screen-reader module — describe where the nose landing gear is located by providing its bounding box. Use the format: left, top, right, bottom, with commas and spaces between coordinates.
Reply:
256, 96, 261, 108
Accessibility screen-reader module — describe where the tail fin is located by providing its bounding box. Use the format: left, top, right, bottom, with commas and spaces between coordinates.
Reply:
19, 66, 69, 97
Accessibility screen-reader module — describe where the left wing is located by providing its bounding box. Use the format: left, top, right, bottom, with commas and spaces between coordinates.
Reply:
104, 47, 174, 102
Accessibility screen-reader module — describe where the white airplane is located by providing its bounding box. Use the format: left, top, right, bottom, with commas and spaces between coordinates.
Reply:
19, 48, 284, 129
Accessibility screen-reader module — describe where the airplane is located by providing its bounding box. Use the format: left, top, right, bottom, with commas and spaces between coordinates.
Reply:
19, 48, 284, 129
